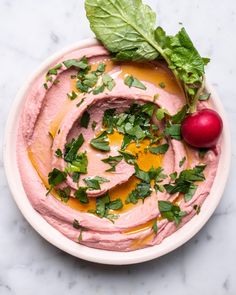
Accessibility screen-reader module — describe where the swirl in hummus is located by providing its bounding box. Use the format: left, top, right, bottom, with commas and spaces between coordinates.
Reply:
17, 45, 220, 251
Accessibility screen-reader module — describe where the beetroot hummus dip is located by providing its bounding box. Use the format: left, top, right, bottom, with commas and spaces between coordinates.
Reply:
17, 45, 220, 251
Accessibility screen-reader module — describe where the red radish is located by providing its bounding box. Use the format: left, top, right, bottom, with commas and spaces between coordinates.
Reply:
181, 109, 223, 148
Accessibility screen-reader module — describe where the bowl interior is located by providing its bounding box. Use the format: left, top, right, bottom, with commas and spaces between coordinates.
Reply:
3, 39, 231, 265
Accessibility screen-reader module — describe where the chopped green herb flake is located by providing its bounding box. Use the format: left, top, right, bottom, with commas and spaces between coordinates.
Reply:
124, 75, 146, 90
107, 198, 123, 210
102, 155, 123, 172
164, 165, 206, 202
73, 219, 81, 229
75, 187, 89, 204
199, 93, 211, 101
90, 131, 110, 151
179, 156, 186, 167
83, 176, 110, 190
102, 73, 115, 91
80, 111, 90, 128
56, 186, 71, 202
156, 108, 169, 121
158, 201, 186, 226
171, 105, 188, 124
55, 148, 63, 158
64, 134, 84, 163
164, 124, 181, 140
152, 219, 158, 234
149, 143, 169, 154
91, 121, 97, 131
67, 90, 78, 100
159, 82, 165, 88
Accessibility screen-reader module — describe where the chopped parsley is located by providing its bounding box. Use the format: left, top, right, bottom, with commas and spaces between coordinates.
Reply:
152, 219, 158, 234
91, 121, 97, 130
47, 168, 67, 195
159, 82, 166, 88
158, 200, 186, 226
164, 165, 206, 202
80, 111, 90, 128
94, 193, 122, 218
83, 176, 110, 190
126, 181, 152, 204
179, 156, 186, 167
124, 75, 147, 90
102, 155, 123, 172
73, 219, 81, 229
164, 124, 181, 140
64, 134, 84, 163
90, 131, 110, 152
74, 187, 89, 204
149, 143, 169, 155
56, 186, 71, 202
67, 90, 78, 100
102, 73, 115, 91
65, 152, 88, 174
199, 93, 210, 101
55, 148, 63, 158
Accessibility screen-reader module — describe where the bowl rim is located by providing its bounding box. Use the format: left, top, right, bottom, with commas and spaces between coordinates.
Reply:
3, 38, 231, 265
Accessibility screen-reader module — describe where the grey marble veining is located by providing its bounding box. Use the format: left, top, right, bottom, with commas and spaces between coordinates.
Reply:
0, 0, 236, 294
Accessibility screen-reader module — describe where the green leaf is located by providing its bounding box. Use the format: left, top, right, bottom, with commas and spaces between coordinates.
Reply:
56, 186, 71, 203
64, 134, 84, 162
124, 75, 147, 90
97, 63, 106, 73
141, 103, 155, 117
85, 0, 159, 61
107, 198, 123, 210
158, 200, 186, 226
152, 219, 158, 234
92, 84, 105, 95
164, 124, 181, 140
90, 131, 110, 152
134, 164, 150, 183
179, 156, 186, 167
171, 105, 188, 124
67, 90, 78, 100
80, 111, 90, 128
65, 152, 88, 174
126, 181, 152, 204
159, 82, 165, 88
55, 148, 63, 158
48, 168, 67, 187
102, 74, 115, 91
83, 176, 110, 190
199, 93, 210, 101
149, 143, 169, 154
91, 121, 97, 131
164, 165, 206, 201
73, 219, 81, 229
63, 57, 89, 69
156, 108, 169, 121
102, 155, 123, 172
75, 187, 89, 204
119, 150, 136, 164
96, 193, 110, 218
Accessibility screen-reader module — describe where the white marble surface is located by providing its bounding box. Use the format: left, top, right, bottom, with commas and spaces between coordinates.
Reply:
0, 0, 235, 294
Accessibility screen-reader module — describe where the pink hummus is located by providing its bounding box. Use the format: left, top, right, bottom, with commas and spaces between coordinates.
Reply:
17, 45, 220, 251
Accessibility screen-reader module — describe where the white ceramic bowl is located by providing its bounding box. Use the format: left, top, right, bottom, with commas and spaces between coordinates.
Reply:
3, 39, 231, 265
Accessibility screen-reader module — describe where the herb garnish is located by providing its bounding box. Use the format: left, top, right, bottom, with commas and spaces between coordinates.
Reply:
164, 165, 206, 202
159, 82, 165, 88
124, 75, 147, 90
102, 155, 123, 172
164, 124, 181, 140
158, 200, 186, 226
80, 111, 90, 128
83, 176, 110, 190
67, 90, 78, 100
91, 121, 97, 131
179, 156, 186, 167
93, 193, 122, 218
55, 148, 63, 158
74, 187, 89, 204
90, 131, 110, 152
149, 143, 169, 155
56, 186, 71, 202
65, 152, 88, 174
152, 219, 158, 234
73, 219, 81, 229
47, 168, 67, 195
64, 134, 84, 162
85, 0, 209, 112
